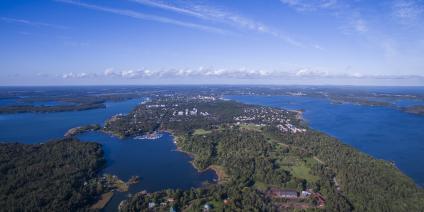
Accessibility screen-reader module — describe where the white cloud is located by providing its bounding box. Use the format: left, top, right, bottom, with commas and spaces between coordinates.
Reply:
392, 0, 424, 22
61, 72, 92, 79
130, 0, 267, 32
346, 72, 364, 78
129, 0, 304, 47
295, 68, 328, 77
1, 17, 69, 30
55, 0, 229, 34
57, 67, 424, 83
380, 39, 398, 58
313, 44, 324, 50
353, 18, 368, 32
280, 0, 338, 11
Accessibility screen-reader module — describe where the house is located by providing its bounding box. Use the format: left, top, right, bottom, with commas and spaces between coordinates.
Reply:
301, 190, 312, 197
269, 188, 298, 199
203, 204, 211, 211
313, 193, 326, 207
190, 108, 198, 115
148, 202, 156, 208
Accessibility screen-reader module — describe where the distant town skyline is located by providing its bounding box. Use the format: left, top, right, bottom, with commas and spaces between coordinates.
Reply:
1, 0, 424, 85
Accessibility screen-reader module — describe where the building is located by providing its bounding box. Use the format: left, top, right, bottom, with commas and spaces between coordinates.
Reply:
148, 202, 156, 208
269, 188, 298, 199
203, 204, 211, 211
301, 190, 312, 197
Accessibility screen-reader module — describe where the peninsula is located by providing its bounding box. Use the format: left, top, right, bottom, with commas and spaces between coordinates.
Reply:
103, 95, 424, 211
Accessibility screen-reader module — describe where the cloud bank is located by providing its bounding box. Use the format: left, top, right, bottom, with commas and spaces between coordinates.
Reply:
53, 67, 424, 82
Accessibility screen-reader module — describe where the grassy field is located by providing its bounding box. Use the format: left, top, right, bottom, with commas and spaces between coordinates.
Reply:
253, 181, 269, 191
238, 123, 263, 132
291, 163, 318, 182
193, 128, 212, 135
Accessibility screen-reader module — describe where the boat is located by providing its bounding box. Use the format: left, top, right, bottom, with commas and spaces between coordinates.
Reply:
134, 132, 163, 140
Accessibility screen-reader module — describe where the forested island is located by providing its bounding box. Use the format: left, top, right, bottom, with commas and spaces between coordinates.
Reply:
103, 95, 424, 211
0, 102, 106, 114
0, 87, 143, 114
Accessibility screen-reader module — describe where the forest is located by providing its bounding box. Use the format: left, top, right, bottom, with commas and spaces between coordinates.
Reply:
0, 138, 105, 211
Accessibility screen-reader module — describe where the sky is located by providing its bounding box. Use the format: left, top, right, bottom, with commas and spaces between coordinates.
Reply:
1, 0, 424, 86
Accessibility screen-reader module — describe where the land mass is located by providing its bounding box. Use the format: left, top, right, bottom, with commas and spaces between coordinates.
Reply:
103, 95, 424, 211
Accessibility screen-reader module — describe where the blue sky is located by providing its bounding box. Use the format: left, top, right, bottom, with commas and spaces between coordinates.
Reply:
1, 0, 424, 85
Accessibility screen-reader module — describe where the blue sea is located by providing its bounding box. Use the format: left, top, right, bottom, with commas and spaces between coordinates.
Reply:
226, 94, 424, 187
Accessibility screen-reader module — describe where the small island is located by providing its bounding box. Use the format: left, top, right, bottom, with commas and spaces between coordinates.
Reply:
402, 105, 424, 115
64, 124, 101, 137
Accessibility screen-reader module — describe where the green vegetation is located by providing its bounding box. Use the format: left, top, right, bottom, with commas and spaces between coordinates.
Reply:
0, 138, 105, 211
290, 161, 319, 183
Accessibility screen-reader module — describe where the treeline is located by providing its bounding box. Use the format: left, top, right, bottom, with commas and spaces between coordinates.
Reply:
121, 185, 276, 211
0, 138, 105, 211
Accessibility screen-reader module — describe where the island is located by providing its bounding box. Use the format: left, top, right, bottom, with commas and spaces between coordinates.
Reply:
0, 87, 143, 114
402, 105, 424, 115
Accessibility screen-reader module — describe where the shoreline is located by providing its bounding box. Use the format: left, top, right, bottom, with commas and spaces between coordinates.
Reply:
170, 133, 227, 183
